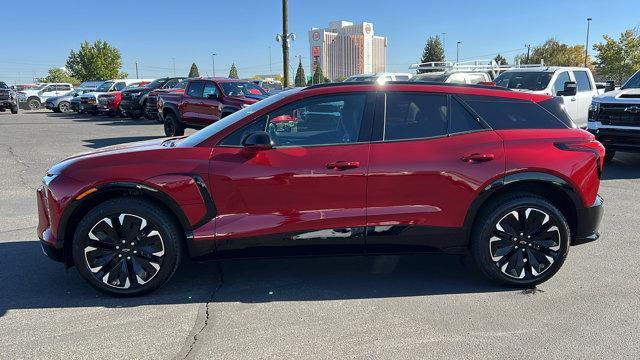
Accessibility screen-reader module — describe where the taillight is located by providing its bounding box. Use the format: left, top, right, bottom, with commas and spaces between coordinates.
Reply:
555, 139, 605, 176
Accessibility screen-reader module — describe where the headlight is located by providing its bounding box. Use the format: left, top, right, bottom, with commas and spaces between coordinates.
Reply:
588, 101, 601, 122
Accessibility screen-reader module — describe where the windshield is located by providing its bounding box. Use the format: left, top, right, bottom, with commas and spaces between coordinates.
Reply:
175, 79, 188, 89
95, 81, 114, 92
0, 82, 7, 89
622, 71, 640, 89
143, 78, 166, 89
179, 88, 300, 147
494, 72, 552, 91
123, 83, 145, 90
219, 81, 268, 96
410, 73, 449, 83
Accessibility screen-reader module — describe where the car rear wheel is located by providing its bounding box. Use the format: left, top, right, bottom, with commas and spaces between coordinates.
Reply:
10, 106, 18, 114
72, 198, 183, 297
471, 193, 569, 287
58, 101, 70, 113
27, 98, 41, 110
164, 113, 185, 137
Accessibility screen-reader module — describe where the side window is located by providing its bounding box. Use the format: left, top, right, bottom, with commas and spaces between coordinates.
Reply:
164, 79, 178, 89
460, 95, 567, 129
58, 85, 71, 91
43, 86, 55, 92
219, 117, 268, 146
450, 98, 483, 134
447, 73, 467, 84
552, 71, 571, 95
395, 75, 410, 81
187, 81, 204, 98
467, 74, 487, 84
266, 94, 366, 147
573, 71, 592, 92
202, 82, 218, 98
384, 93, 448, 140
114, 82, 126, 91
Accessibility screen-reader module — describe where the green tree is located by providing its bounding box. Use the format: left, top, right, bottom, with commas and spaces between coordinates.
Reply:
418, 35, 445, 73
294, 59, 306, 87
43, 68, 79, 85
593, 29, 640, 84
228, 63, 239, 79
312, 65, 326, 84
493, 54, 508, 66
188, 63, 200, 77
514, 39, 590, 68
65, 40, 127, 81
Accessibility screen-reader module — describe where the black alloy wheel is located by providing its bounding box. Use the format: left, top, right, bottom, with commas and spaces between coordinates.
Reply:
471, 194, 569, 286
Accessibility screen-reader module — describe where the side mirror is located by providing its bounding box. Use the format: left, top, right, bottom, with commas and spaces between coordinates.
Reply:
605, 80, 615, 92
558, 81, 577, 96
241, 131, 272, 151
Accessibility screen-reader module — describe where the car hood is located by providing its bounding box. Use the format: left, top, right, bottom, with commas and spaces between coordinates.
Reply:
80, 92, 103, 99
594, 87, 640, 103
228, 93, 267, 103
49, 138, 172, 175
121, 87, 152, 95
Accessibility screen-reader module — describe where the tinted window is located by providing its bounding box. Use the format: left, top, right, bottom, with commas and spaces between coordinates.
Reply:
114, 82, 126, 91
451, 98, 483, 133
163, 79, 179, 89
56, 85, 71, 91
622, 71, 640, 89
187, 81, 204, 97
385, 93, 448, 140
494, 72, 552, 91
538, 97, 576, 128
573, 71, 592, 92
460, 95, 567, 129
552, 71, 571, 95
265, 94, 366, 147
219, 117, 268, 146
202, 82, 218, 98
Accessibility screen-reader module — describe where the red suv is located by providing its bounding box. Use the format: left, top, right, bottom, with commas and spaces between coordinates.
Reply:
37, 82, 604, 296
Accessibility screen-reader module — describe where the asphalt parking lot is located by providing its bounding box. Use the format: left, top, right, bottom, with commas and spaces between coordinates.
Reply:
0, 110, 638, 359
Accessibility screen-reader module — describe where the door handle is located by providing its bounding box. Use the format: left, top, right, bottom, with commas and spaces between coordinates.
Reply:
462, 153, 495, 163
326, 161, 360, 170
570, 97, 577, 102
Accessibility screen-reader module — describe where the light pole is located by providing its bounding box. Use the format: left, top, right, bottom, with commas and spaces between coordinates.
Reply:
585, 17, 592, 67
456, 41, 461, 64
276, 0, 295, 87
135, 61, 139, 79
172, 58, 176, 76
441, 32, 446, 60
211, 53, 217, 77
269, 46, 272, 74
525, 44, 531, 64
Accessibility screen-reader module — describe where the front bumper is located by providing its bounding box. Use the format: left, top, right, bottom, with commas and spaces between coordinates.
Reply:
573, 195, 604, 246
37, 185, 65, 263
0, 100, 17, 108
587, 121, 640, 152
120, 99, 143, 114
45, 101, 55, 110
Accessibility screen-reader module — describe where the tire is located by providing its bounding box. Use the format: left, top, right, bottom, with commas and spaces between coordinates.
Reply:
603, 149, 616, 162
27, 98, 41, 110
58, 101, 70, 113
72, 197, 183, 297
164, 113, 185, 137
11, 106, 18, 114
470, 193, 570, 287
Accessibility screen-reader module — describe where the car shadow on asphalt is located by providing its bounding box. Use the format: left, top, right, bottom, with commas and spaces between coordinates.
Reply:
46, 112, 161, 126
601, 152, 640, 180
0, 240, 511, 316
82, 136, 164, 149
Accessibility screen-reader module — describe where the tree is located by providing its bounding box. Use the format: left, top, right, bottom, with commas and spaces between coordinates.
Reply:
312, 65, 327, 84
493, 54, 508, 66
418, 35, 445, 73
43, 68, 79, 85
65, 40, 127, 81
188, 63, 200, 77
228, 63, 239, 79
593, 29, 640, 84
294, 59, 306, 87
514, 38, 591, 68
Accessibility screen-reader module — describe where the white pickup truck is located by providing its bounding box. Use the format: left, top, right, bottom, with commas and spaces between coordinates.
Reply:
16, 83, 74, 110
494, 66, 612, 128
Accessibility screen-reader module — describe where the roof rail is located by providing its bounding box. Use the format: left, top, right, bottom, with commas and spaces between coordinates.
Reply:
303, 81, 510, 92
409, 59, 546, 78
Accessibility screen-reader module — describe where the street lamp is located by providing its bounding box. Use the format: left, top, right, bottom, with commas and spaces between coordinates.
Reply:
525, 44, 531, 64
441, 32, 447, 60
456, 41, 462, 64
211, 53, 218, 77
276, 0, 295, 87
585, 17, 592, 67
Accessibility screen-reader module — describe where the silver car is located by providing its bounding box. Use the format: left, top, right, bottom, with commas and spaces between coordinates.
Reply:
45, 89, 91, 113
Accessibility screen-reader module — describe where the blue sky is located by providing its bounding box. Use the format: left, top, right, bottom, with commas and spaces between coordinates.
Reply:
2, 0, 639, 83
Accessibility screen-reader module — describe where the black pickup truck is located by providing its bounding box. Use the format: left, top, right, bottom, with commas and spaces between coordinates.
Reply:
0, 81, 18, 114
119, 77, 186, 119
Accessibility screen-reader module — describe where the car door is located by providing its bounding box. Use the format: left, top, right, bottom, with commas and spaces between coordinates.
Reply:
40, 85, 57, 101
571, 70, 594, 127
365, 92, 505, 253
196, 82, 222, 126
208, 93, 374, 254
181, 81, 205, 126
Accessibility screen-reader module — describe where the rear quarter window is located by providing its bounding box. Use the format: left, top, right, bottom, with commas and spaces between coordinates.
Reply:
459, 95, 568, 129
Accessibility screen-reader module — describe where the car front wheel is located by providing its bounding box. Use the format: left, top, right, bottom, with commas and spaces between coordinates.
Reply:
72, 198, 183, 297
58, 101, 70, 113
471, 194, 569, 287
164, 113, 185, 137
